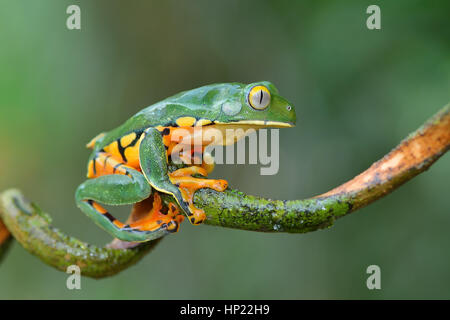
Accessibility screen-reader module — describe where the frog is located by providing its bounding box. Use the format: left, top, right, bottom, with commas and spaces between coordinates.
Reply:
75, 81, 296, 242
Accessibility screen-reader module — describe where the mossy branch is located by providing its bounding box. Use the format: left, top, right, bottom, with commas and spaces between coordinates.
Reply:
0, 103, 448, 278
196, 104, 450, 232
0, 190, 160, 278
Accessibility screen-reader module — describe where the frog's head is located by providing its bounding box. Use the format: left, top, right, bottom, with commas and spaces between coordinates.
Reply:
214, 81, 296, 128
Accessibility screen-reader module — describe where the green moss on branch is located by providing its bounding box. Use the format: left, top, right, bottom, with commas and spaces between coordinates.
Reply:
189, 104, 450, 232
0, 189, 160, 278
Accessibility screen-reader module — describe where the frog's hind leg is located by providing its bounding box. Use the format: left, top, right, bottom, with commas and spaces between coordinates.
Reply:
127, 193, 184, 235
76, 152, 176, 242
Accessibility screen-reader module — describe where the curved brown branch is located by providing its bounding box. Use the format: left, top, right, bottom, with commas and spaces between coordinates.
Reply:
191, 104, 450, 231
319, 105, 450, 210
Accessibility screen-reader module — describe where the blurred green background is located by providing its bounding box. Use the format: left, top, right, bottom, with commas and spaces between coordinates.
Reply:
0, 0, 449, 299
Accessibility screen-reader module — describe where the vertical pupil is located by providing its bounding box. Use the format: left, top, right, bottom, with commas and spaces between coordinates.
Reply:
259, 90, 264, 104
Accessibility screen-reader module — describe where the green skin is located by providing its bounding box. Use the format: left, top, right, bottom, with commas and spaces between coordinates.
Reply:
75, 81, 296, 242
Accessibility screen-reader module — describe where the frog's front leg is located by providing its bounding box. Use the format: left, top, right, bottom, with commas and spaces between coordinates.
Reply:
168, 166, 227, 224
139, 128, 227, 225
75, 153, 181, 242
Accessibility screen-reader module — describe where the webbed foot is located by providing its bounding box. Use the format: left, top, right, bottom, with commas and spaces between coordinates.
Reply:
169, 166, 228, 225
127, 193, 184, 233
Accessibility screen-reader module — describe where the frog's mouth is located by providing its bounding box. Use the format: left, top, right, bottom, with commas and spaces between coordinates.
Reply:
199, 120, 294, 146
214, 120, 295, 128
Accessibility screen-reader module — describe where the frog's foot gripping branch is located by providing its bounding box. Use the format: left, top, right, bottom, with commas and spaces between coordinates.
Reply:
0, 103, 449, 278
169, 166, 228, 225
107, 194, 184, 249
124, 193, 184, 234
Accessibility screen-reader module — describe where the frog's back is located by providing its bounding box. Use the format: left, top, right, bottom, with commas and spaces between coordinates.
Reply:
91, 82, 244, 151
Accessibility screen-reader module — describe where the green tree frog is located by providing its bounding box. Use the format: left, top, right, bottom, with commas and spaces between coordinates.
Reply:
76, 81, 296, 242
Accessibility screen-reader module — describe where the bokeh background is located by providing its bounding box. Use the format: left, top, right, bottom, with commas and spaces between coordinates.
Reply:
0, 0, 449, 299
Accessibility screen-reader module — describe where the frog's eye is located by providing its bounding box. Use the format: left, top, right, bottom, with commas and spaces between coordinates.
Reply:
248, 85, 271, 110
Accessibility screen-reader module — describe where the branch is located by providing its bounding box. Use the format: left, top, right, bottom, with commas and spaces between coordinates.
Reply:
194, 104, 450, 232
0, 190, 160, 278
0, 103, 448, 278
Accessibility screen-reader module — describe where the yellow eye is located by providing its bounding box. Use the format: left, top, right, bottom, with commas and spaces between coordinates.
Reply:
248, 85, 271, 110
